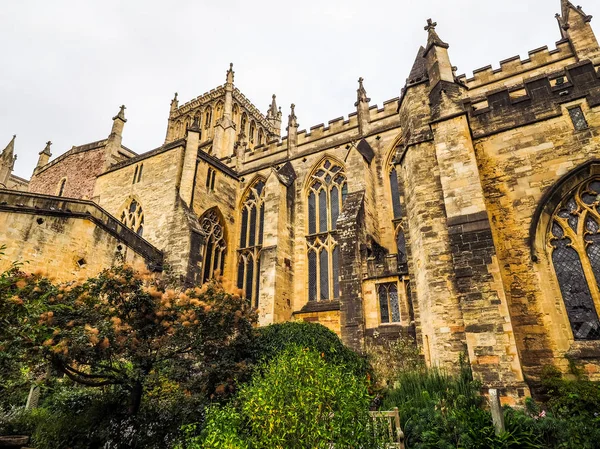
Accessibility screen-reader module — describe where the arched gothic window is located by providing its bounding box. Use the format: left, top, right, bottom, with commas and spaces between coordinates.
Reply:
378, 282, 400, 324
240, 112, 248, 136
249, 121, 256, 144
548, 178, 600, 340
205, 107, 212, 129
258, 129, 264, 146
120, 198, 144, 237
200, 209, 226, 283
389, 166, 402, 219
237, 180, 265, 307
306, 159, 347, 301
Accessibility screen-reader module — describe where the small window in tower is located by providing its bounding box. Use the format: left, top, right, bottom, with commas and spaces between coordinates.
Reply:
132, 166, 138, 184
569, 106, 588, 131
210, 170, 216, 190
137, 164, 143, 183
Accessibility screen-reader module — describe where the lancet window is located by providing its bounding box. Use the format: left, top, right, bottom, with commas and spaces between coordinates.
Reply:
200, 209, 226, 283
389, 166, 402, 219
237, 179, 265, 307
306, 159, 347, 301
120, 198, 144, 237
548, 177, 600, 340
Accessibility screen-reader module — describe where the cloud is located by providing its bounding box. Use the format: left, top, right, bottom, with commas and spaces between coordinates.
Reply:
1, 0, 597, 179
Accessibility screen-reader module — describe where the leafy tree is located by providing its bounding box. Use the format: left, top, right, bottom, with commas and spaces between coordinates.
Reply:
0, 264, 256, 415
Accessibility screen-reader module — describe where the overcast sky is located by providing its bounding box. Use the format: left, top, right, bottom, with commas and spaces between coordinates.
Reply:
2, 0, 598, 179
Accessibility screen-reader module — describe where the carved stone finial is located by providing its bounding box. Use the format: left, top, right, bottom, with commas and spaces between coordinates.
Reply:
269, 94, 278, 118
226, 63, 235, 84
288, 103, 298, 128
40, 141, 52, 156
424, 18, 437, 31
113, 105, 127, 122
356, 77, 370, 105
2, 135, 16, 158
424, 18, 449, 51
188, 115, 201, 133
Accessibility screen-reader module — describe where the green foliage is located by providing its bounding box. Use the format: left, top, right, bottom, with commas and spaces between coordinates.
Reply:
185, 347, 378, 449
176, 405, 249, 449
251, 321, 370, 378
382, 362, 544, 449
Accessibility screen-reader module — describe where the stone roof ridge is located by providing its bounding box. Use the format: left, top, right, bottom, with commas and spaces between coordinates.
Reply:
455, 38, 573, 88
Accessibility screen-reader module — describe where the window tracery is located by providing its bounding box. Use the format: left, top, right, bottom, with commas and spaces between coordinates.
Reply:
306, 159, 347, 301
120, 198, 144, 237
548, 177, 600, 340
200, 209, 226, 283
237, 180, 265, 307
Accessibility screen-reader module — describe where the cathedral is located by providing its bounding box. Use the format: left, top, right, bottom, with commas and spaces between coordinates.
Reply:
1, 0, 600, 403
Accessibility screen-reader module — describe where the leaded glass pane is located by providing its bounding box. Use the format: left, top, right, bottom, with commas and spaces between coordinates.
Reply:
332, 246, 340, 298
249, 205, 257, 247
308, 251, 317, 301
240, 208, 248, 248
341, 183, 348, 204
245, 254, 254, 304
320, 249, 329, 300
331, 186, 339, 230
390, 168, 402, 219
318, 189, 327, 233
203, 238, 213, 283
552, 237, 600, 340
568, 106, 588, 131
585, 222, 600, 291
389, 284, 400, 323
255, 256, 261, 308
378, 285, 390, 323
308, 192, 316, 234
237, 258, 245, 290
590, 181, 600, 194
256, 181, 264, 196
258, 204, 265, 245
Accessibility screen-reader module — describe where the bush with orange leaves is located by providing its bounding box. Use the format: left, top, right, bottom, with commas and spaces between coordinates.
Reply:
0, 264, 257, 416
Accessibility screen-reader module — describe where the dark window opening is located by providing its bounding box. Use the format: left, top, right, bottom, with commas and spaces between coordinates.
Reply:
569, 106, 589, 131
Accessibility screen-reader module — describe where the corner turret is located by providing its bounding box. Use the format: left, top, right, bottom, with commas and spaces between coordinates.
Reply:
213, 63, 237, 159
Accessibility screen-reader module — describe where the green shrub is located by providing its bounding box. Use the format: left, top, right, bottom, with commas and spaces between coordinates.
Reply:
251, 321, 370, 378
192, 346, 377, 449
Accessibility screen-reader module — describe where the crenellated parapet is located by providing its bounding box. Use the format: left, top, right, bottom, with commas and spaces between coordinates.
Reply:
466, 60, 600, 139
231, 98, 400, 173
457, 39, 575, 91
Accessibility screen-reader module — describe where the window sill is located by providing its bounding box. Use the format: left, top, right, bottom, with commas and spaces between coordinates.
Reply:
566, 340, 600, 359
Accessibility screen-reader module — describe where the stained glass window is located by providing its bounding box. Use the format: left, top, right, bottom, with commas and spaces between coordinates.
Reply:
237, 179, 266, 307
120, 198, 144, 237
378, 283, 400, 324
306, 159, 347, 301
549, 178, 600, 340
200, 209, 226, 284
